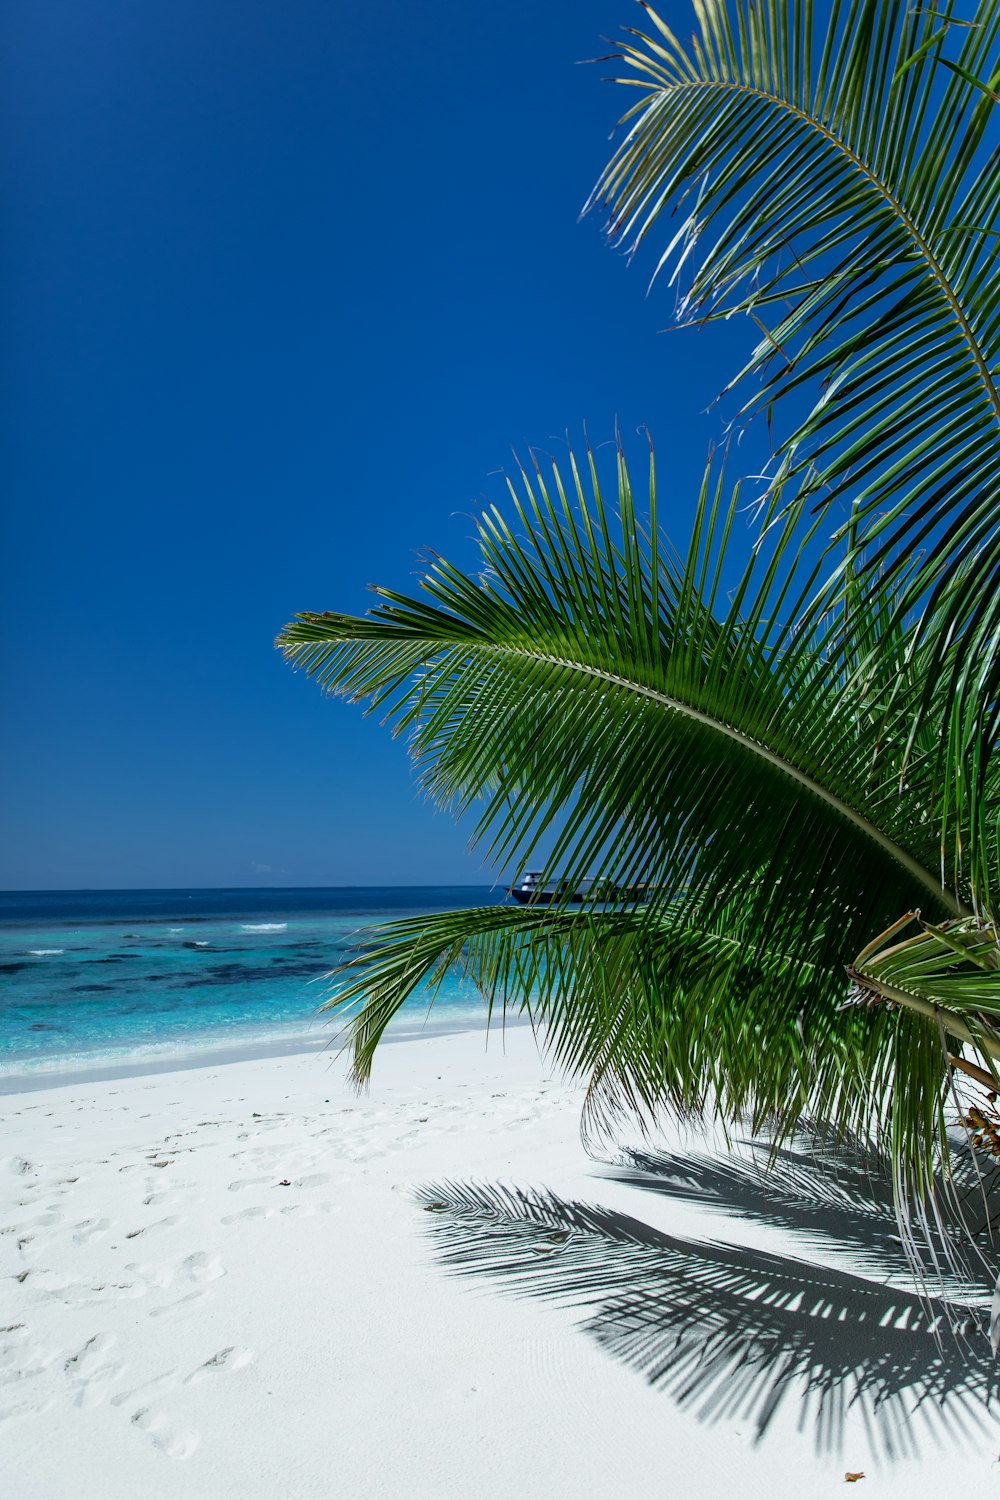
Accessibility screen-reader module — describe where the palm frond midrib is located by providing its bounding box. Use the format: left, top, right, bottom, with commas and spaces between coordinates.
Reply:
389, 623, 960, 906
620, 72, 1000, 438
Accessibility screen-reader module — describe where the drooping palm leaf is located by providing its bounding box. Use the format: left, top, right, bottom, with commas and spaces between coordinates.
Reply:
278, 444, 997, 1204
850, 910, 1000, 1069
587, 0, 1000, 896
324, 898, 968, 1208
280, 446, 971, 921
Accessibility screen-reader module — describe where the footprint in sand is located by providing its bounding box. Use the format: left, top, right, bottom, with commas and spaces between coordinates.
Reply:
141, 1190, 186, 1208
123, 1216, 180, 1241
73, 1217, 112, 1245
131, 1405, 200, 1459
107, 1280, 149, 1302
28, 1269, 78, 1299
4, 1210, 65, 1234
111, 1371, 174, 1408
181, 1251, 225, 1284
341, 1146, 385, 1164
291, 1172, 334, 1190
183, 1345, 254, 1385
64, 1332, 115, 1376
124, 1260, 175, 1290
148, 1289, 212, 1320
3, 1156, 34, 1178
221, 1206, 274, 1224
15, 1234, 56, 1265
0, 1395, 56, 1425
280, 1201, 336, 1218
226, 1175, 275, 1193
1, 1326, 60, 1385
64, 1333, 126, 1409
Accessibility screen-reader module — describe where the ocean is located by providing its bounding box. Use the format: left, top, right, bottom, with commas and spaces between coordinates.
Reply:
0, 887, 508, 1088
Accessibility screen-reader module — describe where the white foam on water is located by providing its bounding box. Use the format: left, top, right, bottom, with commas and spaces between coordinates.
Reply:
28, 949, 64, 956
0, 1008, 521, 1094
193, 941, 210, 948
0, 1019, 333, 1091
168, 927, 183, 933
240, 923, 287, 932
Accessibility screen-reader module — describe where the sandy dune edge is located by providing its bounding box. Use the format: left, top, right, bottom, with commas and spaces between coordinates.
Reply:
2, 1027, 997, 1499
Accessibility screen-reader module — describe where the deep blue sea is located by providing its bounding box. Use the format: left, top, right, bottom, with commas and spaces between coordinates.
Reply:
0, 887, 507, 1084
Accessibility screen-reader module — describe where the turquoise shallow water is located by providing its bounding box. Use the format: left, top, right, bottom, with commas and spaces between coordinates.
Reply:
0, 887, 507, 1081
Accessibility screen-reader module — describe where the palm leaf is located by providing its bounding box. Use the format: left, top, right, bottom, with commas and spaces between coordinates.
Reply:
280, 442, 998, 1222
280, 444, 999, 1192
323, 893, 989, 1217
850, 911, 1000, 1066
280, 446, 975, 924
587, 0, 1000, 895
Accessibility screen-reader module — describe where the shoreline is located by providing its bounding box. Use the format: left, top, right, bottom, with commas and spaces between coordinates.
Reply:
0, 1009, 534, 1097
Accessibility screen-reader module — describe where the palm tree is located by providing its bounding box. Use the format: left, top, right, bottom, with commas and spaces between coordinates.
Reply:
278, 1, 1000, 1269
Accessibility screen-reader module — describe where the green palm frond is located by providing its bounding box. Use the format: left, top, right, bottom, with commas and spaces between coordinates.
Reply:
850, 910, 1000, 1067
323, 898, 963, 1202
587, 0, 1000, 887
279, 443, 998, 1201
280, 445, 978, 923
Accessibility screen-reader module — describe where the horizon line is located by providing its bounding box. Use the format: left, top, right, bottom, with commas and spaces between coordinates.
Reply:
0, 882, 504, 895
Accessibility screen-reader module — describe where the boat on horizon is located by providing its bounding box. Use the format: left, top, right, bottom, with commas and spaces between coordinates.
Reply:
507, 872, 653, 905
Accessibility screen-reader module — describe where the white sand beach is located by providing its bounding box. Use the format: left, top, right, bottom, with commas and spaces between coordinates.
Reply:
2, 1025, 999, 1500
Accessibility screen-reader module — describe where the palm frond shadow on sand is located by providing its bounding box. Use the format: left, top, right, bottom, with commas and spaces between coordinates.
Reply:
417, 1141, 1000, 1460
608, 1135, 1000, 1289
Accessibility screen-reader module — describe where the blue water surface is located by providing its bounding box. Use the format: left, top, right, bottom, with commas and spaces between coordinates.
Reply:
0, 887, 508, 1081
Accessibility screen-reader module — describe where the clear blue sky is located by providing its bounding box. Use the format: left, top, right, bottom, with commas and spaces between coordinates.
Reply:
3, 0, 766, 889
